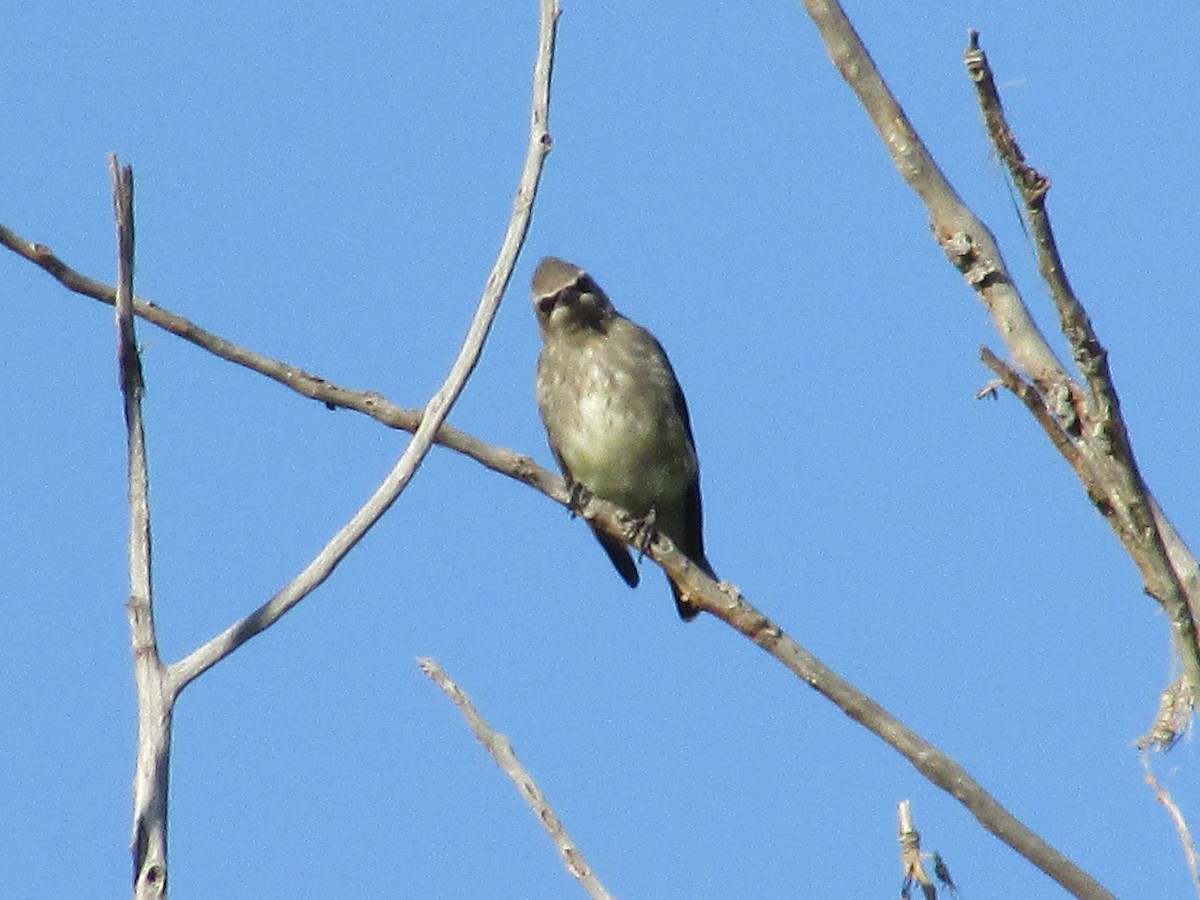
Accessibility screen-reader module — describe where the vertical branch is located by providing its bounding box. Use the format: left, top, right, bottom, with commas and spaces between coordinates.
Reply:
898, 801, 935, 900
110, 154, 174, 900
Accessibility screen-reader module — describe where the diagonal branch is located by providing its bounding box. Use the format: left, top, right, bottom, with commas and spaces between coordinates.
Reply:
962, 33, 1200, 704
0, 215, 560, 499
795, 5, 1200, 709
628, 512, 1113, 898
419, 658, 615, 900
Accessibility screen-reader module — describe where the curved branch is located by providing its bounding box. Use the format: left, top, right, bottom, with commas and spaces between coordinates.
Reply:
169, 0, 561, 692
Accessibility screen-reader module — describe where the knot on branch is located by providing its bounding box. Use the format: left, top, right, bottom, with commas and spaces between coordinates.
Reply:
1046, 381, 1081, 437
941, 231, 1001, 287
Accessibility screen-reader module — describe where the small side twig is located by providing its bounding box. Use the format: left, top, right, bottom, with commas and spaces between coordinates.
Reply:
418, 658, 615, 900
898, 801, 960, 900
1140, 752, 1200, 895
979, 347, 1085, 475
899, 800, 936, 900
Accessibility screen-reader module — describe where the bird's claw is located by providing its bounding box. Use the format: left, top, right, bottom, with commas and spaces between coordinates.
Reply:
565, 479, 592, 519
622, 506, 658, 562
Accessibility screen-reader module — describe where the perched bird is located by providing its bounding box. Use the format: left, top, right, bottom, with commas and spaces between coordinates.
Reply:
532, 256, 716, 620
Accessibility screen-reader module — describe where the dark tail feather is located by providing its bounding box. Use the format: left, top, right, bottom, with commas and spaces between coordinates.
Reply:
591, 526, 639, 588
670, 553, 716, 622
670, 581, 700, 621
592, 520, 715, 622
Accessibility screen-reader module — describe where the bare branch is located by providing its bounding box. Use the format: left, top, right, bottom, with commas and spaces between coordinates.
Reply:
576, 493, 1102, 896
961, 33, 1200, 701
109, 155, 172, 900
0, 219, 559, 498
8, 154, 1112, 900
0, 10, 1147, 898
419, 658, 615, 900
168, 0, 561, 692
799, 1, 1070, 400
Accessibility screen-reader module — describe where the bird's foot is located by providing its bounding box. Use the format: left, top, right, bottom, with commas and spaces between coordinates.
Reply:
565, 479, 592, 519
622, 506, 658, 562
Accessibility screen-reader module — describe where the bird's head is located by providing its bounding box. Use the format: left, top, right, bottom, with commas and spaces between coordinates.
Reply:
532, 256, 617, 336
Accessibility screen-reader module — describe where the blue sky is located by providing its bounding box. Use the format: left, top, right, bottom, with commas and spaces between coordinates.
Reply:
3, 2, 1197, 897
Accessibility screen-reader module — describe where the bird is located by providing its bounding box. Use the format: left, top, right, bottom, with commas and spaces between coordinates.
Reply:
531, 255, 716, 620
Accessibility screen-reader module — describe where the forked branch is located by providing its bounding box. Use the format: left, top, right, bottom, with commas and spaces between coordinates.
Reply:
962, 31, 1200, 716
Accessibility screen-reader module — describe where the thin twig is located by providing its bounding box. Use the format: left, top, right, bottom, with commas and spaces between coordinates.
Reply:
168, 0, 560, 692
979, 347, 1086, 477
898, 800, 936, 900
419, 658, 615, 900
965, 30, 1106, 409
1140, 752, 1200, 895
